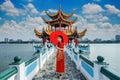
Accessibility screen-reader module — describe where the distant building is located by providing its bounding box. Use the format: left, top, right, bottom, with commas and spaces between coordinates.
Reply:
84, 38, 88, 41
17, 39, 23, 42
93, 38, 102, 43
115, 35, 120, 41
9, 39, 14, 42
4, 38, 8, 42
83, 38, 91, 42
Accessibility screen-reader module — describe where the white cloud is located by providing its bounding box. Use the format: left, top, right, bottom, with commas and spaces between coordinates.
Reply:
40, 9, 58, 16
0, 20, 27, 39
84, 14, 109, 22
27, 3, 39, 14
101, 16, 109, 21
73, 14, 120, 40
84, 22, 118, 40
97, 22, 112, 29
103, 23, 112, 29
73, 14, 87, 30
82, 4, 109, 23
113, 24, 120, 33
40, 11, 46, 15
0, 8, 59, 40
82, 3, 104, 14
0, 15, 46, 40
27, 3, 34, 9
105, 4, 120, 17
0, 0, 39, 16
0, 0, 22, 16
0, 17, 2, 20
47, 9, 57, 13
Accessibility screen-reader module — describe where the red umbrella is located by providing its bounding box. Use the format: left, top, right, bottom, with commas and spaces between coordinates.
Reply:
49, 31, 68, 45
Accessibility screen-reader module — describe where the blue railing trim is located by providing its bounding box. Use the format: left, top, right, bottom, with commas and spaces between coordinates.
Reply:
80, 55, 94, 67
81, 61, 94, 77
25, 54, 40, 66
74, 54, 78, 61
26, 61, 38, 76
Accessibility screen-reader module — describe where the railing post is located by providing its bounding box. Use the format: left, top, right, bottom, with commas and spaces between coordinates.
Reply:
40, 51, 43, 69
93, 56, 108, 80
38, 53, 41, 70
76, 46, 80, 70
9, 56, 25, 80
71, 49, 74, 61
76, 54, 79, 70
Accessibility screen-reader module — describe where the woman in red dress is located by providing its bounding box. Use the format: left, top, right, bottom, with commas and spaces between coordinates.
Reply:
56, 35, 65, 80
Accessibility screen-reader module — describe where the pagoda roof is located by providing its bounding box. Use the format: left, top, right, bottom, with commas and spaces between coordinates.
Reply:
34, 7, 87, 40
34, 28, 87, 39
42, 16, 77, 27
45, 9, 74, 20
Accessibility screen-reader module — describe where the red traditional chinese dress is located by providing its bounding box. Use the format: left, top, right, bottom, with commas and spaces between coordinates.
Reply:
56, 42, 65, 73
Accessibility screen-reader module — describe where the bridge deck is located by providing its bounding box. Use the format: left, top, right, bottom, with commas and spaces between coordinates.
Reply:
33, 51, 86, 80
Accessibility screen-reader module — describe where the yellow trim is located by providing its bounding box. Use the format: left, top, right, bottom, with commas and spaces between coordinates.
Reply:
78, 29, 87, 37
34, 28, 42, 38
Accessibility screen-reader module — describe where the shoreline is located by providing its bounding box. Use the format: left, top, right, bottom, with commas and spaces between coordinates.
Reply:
0, 42, 120, 44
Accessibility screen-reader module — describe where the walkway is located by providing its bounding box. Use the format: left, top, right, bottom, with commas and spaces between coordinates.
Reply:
33, 51, 86, 80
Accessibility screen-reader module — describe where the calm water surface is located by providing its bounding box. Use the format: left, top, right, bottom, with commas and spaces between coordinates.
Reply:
0, 44, 34, 72
89, 44, 120, 74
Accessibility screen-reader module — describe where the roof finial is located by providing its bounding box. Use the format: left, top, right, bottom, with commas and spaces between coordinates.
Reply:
59, 4, 62, 11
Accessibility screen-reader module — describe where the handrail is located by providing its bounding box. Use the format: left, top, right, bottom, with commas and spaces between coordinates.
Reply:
25, 54, 40, 66
79, 55, 94, 67
0, 67, 17, 80
101, 67, 120, 80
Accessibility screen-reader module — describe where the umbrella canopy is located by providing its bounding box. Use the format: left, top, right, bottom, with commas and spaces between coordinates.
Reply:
49, 31, 68, 45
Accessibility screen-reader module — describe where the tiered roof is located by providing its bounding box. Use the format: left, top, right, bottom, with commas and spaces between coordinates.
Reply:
42, 8, 77, 27
34, 7, 87, 40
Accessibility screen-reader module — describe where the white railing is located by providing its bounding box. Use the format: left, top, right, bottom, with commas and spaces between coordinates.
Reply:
0, 46, 55, 80
1, 45, 120, 80
65, 45, 120, 80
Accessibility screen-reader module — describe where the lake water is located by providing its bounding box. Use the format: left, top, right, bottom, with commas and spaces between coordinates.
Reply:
0, 44, 34, 72
89, 44, 120, 75
0, 44, 120, 75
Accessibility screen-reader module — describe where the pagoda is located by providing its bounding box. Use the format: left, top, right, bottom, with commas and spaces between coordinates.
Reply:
34, 7, 87, 41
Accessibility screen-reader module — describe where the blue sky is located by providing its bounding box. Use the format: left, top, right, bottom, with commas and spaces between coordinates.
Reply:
0, 0, 120, 41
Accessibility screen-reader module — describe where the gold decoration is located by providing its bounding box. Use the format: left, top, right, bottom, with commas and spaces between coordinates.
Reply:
78, 29, 87, 37
57, 50, 63, 61
34, 28, 42, 38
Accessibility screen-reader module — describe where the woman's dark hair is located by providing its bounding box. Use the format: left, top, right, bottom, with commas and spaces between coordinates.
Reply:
58, 35, 64, 42
58, 35, 64, 46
